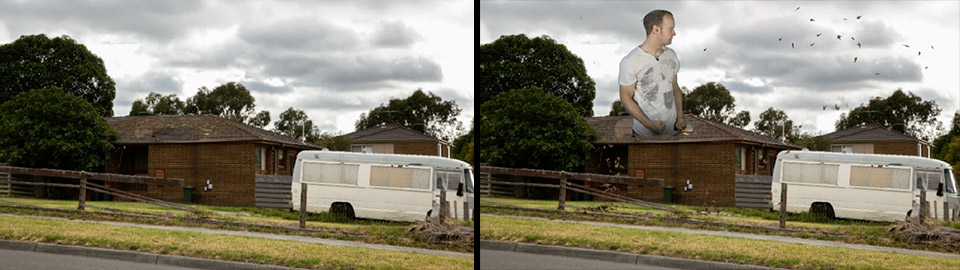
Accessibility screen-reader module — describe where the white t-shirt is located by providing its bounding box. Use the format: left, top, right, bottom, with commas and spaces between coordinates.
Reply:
619, 46, 680, 136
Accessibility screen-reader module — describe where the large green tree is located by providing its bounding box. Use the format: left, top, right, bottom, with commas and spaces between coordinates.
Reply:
682, 82, 750, 128
0, 34, 116, 117
835, 89, 943, 141
313, 133, 352, 152
452, 120, 474, 166
0, 87, 117, 171
933, 110, 960, 169
129, 92, 185, 116
480, 87, 597, 172
355, 89, 463, 141
479, 34, 596, 117
274, 107, 318, 142
754, 107, 800, 142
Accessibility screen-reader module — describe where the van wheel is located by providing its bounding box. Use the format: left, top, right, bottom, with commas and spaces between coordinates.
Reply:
811, 203, 835, 219
331, 203, 355, 219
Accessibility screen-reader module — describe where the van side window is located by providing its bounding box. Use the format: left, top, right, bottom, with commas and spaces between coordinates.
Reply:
945, 169, 957, 194
436, 175, 445, 190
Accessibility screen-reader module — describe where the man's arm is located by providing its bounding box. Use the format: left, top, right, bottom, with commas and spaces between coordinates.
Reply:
673, 74, 686, 130
620, 84, 664, 133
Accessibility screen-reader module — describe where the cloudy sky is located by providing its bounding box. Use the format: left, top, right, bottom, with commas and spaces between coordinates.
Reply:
0, 0, 474, 135
481, 1, 959, 136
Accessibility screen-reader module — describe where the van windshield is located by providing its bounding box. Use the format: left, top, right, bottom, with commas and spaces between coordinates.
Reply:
464, 169, 474, 193
946, 169, 957, 194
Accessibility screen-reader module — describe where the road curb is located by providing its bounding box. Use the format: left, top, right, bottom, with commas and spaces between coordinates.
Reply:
481, 240, 778, 270
0, 239, 297, 269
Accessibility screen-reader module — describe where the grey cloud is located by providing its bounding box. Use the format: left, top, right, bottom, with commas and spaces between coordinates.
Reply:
238, 17, 359, 52
720, 81, 774, 95
242, 80, 294, 94
0, 0, 217, 43
281, 55, 443, 91
372, 21, 421, 48
116, 71, 182, 94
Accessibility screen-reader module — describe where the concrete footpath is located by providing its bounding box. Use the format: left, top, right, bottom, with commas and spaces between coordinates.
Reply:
0, 239, 295, 270
0, 213, 472, 258
485, 214, 960, 260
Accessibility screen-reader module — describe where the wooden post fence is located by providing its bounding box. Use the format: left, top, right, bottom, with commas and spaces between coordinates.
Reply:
919, 183, 926, 224
779, 183, 787, 228
439, 183, 447, 224
300, 183, 307, 228
78, 172, 87, 211
558, 172, 567, 211
464, 202, 470, 222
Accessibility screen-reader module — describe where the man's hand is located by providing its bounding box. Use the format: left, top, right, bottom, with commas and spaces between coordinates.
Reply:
644, 120, 666, 134
675, 116, 686, 131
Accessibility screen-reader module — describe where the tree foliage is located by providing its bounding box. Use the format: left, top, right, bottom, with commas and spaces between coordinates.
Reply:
682, 82, 749, 128
479, 34, 596, 117
754, 107, 800, 142
794, 134, 832, 151
129, 92, 185, 116
184, 82, 257, 122
480, 87, 597, 172
0, 34, 116, 117
274, 107, 317, 142
355, 89, 463, 141
249, 110, 271, 129
609, 100, 626, 116
835, 89, 943, 141
933, 110, 960, 169
452, 121, 474, 166
0, 87, 116, 171
313, 133, 352, 152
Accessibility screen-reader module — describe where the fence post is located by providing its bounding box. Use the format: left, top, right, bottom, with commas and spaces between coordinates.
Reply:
299, 183, 307, 228
440, 183, 447, 224
78, 172, 87, 211
464, 202, 470, 222
919, 184, 926, 224
558, 172, 567, 211
779, 182, 787, 228
944, 201, 949, 223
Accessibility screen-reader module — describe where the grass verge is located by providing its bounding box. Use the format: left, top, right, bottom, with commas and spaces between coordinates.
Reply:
0, 215, 471, 270
481, 215, 959, 270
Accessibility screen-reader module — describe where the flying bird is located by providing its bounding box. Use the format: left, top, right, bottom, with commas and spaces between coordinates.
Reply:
703, 48, 707, 51
822, 105, 827, 110
857, 15, 862, 20
837, 35, 842, 40
918, 51, 921, 56
810, 43, 815, 46
925, 66, 929, 69
795, 6, 800, 11
903, 44, 910, 48
854, 57, 858, 63
791, 42, 795, 49
843, 18, 848, 21
810, 18, 815, 22
835, 104, 840, 110
851, 37, 855, 40
874, 72, 880, 76
931, 45, 934, 49
816, 33, 822, 37
778, 37, 782, 41
857, 42, 861, 48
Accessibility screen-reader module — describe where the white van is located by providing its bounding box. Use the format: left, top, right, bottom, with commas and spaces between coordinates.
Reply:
772, 151, 958, 222
290, 151, 474, 222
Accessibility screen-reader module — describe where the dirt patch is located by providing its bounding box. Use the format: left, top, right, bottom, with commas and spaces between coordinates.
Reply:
408, 217, 473, 244
888, 218, 960, 245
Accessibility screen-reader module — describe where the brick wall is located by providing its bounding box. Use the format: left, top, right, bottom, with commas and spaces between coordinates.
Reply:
874, 141, 919, 156
394, 141, 440, 156
147, 143, 256, 206
624, 143, 736, 206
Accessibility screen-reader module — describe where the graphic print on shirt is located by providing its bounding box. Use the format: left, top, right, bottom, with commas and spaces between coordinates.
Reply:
663, 90, 674, 109
640, 67, 657, 102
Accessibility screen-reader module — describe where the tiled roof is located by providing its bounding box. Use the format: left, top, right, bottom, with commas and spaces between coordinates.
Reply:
826, 125, 924, 143
346, 124, 446, 143
585, 114, 802, 149
105, 114, 321, 149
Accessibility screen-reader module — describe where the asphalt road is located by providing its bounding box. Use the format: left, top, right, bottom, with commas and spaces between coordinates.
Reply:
479, 249, 684, 270
0, 249, 201, 270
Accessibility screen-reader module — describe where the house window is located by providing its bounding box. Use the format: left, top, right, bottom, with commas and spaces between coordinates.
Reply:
832, 145, 852, 153
735, 146, 747, 172
352, 145, 372, 153
278, 149, 285, 167
758, 149, 767, 168
255, 146, 267, 171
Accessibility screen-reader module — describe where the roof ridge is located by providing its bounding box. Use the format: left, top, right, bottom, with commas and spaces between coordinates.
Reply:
689, 114, 801, 149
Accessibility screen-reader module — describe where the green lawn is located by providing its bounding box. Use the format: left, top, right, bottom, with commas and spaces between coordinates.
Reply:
481, 215, 958, 270
0, 215, 472, 269
0, 197, 473, 253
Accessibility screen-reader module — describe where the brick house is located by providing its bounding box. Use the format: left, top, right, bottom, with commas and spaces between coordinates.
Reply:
103, 114, 321, 206
346, 124, 452, 158
825, 125, 932, 157
584, 114, 801, 206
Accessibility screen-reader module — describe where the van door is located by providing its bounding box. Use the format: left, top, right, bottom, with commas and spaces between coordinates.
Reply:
914, 170, 949, 221
434, 170, 466, 220
944, 169, 959, 221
